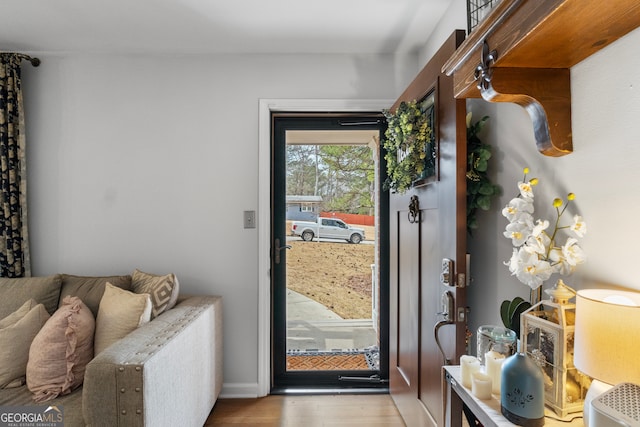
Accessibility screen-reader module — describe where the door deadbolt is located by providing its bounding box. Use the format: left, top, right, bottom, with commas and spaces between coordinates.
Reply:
440, 258, 454, 286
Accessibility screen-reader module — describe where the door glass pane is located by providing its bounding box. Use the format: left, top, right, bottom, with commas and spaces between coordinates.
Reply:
285, 133, 379, 372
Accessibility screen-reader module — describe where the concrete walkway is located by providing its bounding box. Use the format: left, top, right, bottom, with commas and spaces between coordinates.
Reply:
286, 290, 377, 352
287, 289, 342, 321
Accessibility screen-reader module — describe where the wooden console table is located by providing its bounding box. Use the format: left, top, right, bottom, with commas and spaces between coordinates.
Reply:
443, 366, 584, 427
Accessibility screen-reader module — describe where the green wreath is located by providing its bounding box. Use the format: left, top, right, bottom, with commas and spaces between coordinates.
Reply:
382, 100, 433, 194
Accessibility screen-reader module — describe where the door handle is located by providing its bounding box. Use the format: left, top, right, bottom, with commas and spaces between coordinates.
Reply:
435, 291, 455, 365
274, 238, 292, 265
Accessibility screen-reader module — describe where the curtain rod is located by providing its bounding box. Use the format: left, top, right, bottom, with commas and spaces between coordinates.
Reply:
3, 53, 41, 67
16, 53, 40, 67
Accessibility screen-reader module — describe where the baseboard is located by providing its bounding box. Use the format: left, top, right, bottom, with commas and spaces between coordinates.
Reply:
220, 382, 261, 398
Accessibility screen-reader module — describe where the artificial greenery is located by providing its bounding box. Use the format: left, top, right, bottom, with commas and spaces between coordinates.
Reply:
382, 101, 433, 194
382, 105, 499, 233
500, 296, 532, 337
466, 114, 501, 234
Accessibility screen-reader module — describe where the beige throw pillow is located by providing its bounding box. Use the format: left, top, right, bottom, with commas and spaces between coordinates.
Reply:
59, 274, 132, 318
0, 299, 50, 388
131, 269, 179, 318
26, 296, 95, 402
0, 298, 36, 328
94, 283, 152, 355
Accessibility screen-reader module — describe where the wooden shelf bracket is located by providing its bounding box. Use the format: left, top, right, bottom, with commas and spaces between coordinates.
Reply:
474, 40, 572, 157
442, 0, 640, 157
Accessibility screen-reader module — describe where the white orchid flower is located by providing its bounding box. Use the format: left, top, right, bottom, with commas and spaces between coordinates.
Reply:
562, 238, 586, 267
503, 168, 587, 292
548, 247, 566, 274
570, 215, 587, 237
504, 221, 531, 247
524, 236, 549, 257
518, 180, 535, 201
531, 219, 549, 236
502, 197, 534, 222
505, 248, 521, 275
523, 219, 550, 254
512, 250, 553, 289
547, 238, 586, 275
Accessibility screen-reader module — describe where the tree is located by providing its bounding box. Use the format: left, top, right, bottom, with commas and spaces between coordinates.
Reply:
286, 144, 374, 215
286, 145, 318, 196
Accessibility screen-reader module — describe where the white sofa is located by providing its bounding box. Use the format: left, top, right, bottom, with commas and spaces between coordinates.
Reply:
0, 275, 223, 427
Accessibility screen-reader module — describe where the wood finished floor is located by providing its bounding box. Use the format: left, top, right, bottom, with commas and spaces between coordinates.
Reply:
205, 394, 406, 426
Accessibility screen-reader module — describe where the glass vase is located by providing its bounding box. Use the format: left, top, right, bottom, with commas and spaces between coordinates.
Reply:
476, 325, 517, 365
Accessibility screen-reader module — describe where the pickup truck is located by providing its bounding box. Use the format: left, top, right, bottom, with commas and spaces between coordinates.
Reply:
290, 217, 366, 244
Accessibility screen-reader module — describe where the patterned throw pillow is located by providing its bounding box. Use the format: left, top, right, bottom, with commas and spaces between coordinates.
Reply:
131, 269, 180, 319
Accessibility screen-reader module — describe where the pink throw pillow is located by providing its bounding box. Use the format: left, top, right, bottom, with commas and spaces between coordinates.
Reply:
26, 296, 95, 402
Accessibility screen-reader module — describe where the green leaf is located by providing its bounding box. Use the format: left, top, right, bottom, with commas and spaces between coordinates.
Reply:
477, 195, 491, 210
475, 159, 488, 172
507, 297, 525, 318
501, 297, 531, 337
476, 115, 489, 130
478, 148, 491, 160
500, 300, 512, 328
465, 114, 500, 234
479, 182, 496, 196
509, 301, 531, 337
469, 115, 489, 135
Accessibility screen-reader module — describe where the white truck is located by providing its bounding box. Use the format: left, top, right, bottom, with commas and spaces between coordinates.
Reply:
290, 217, 366, 244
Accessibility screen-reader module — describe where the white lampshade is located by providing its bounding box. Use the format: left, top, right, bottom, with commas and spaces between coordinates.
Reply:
574, 289, 640, 386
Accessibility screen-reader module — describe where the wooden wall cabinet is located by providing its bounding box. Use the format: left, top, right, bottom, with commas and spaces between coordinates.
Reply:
442, 0, 640, 156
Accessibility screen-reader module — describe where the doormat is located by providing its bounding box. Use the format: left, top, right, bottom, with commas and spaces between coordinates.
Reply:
286, 349, 379, 371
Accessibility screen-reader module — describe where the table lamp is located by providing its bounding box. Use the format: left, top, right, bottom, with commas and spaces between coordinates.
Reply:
574, 288, 640, 426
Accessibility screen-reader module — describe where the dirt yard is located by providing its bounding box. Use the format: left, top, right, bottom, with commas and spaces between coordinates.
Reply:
286, 239, 375, 319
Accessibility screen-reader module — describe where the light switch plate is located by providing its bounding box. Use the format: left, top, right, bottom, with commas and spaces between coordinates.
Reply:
243, 210, 256, 229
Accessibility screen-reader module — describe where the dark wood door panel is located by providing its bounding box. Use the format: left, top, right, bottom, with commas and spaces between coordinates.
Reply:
390, 198, 430, 426
388, 29, 467, 427
419, 209, 455, 425
396, 209, 420, 392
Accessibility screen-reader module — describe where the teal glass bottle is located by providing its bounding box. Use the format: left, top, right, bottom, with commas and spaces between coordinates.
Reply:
501, 352, 545, 426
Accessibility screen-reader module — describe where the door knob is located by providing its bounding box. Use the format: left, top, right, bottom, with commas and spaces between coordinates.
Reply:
274, 238, 292, 265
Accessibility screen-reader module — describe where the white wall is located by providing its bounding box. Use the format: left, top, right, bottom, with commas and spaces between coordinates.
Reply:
418, 0, 467, 65
20, 52, 417, 396
421, 2, 640, 349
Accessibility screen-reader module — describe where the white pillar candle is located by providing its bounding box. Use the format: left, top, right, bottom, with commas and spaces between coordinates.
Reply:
460, 355, 481, 389
485, 350, 506, 395
471, 372, 493, 400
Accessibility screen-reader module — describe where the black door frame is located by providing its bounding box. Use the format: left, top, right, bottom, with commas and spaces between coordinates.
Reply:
271, 112, 390, 391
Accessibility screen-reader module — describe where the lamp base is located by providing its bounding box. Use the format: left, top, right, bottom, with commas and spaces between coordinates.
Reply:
583, 379, 612, 427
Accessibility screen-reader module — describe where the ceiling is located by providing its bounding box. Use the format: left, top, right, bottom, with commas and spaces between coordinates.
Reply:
0, 0, 454, 55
